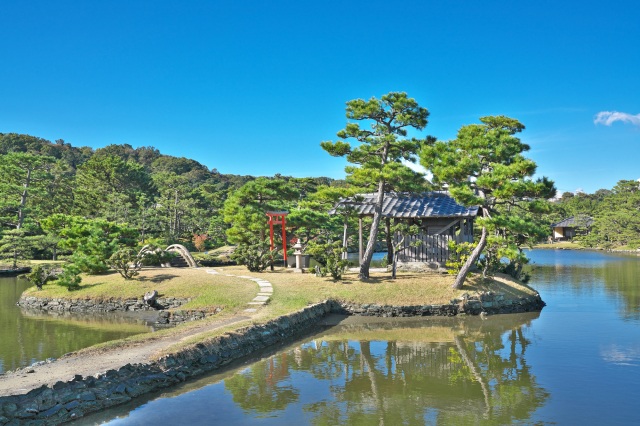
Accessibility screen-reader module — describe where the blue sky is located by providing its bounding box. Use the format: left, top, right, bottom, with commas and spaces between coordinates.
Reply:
1, 0, 638, 195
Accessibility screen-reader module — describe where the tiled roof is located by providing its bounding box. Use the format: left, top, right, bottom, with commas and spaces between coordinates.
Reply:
329, 192, 479, 218
551, 216, 594, 228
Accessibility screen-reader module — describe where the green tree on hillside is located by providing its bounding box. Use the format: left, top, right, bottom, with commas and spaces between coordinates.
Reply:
0, 133, 92, 168
0, 229, 36, 269
0, 152, 56, 229
223, 178, 300, 245
56, 216, 137, 274
150, 155, 214, 241
73, 154, 153, 219
587, 180, 640, 248
420, 116, 556, 289
321, 92, 431, 280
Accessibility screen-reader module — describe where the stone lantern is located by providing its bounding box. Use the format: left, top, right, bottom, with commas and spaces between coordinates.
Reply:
293, 238, 304, 273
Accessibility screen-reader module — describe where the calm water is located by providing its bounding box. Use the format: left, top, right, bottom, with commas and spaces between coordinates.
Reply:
44, 251, 640, 424
0, 276, 153, 374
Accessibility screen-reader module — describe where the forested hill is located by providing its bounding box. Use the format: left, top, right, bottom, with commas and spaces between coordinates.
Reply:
0, 132, 340, 255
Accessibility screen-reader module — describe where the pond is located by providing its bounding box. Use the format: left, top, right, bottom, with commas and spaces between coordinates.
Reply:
83, 249, 640, 425
0, 276, 153, 374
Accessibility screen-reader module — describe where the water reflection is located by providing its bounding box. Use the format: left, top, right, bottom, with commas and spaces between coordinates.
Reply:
0, 277, 152, 373
97, 314, 546, 425
527, 250, 640, 321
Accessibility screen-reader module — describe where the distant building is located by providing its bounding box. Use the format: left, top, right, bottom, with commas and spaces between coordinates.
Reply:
551, 216, 594, 241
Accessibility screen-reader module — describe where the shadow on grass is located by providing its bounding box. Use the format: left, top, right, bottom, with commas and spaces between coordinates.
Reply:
138, 274, 179, 283
73, 283, 101, 291
340, 276, 391, 285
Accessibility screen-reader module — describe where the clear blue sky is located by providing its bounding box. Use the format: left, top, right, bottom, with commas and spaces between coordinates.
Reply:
1, 0, 639, 195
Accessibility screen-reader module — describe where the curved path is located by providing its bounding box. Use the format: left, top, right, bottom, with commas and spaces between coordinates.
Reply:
205, 268, 273, 312
0, 268, 274, 397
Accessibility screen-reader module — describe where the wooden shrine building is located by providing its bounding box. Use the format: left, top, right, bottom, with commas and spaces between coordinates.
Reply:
330, 192, 478, 267
551, 215, 593, 241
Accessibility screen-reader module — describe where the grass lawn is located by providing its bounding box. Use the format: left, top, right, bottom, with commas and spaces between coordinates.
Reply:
531, 241, 582, 249
215, 265, 539, 317
23, 267, 257, 312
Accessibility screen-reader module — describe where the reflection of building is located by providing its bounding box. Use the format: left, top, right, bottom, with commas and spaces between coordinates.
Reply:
330, 192, 478, 267
551, 216, 593, 241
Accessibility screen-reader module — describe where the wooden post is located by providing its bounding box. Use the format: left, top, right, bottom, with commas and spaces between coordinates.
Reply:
269, 219, 275, 251
358, 217, 363, 265
342, 219, 348, 260
281, 215, 287, 267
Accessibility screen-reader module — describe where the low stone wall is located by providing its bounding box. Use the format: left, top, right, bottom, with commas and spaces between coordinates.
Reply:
456, 291, 546, 315
395, 261, 447, 273
0, 302, 335, 425
0, 293, 545, 425
18, 296, 190, 313
154, 308, 223, 327
335, 291, 545, 317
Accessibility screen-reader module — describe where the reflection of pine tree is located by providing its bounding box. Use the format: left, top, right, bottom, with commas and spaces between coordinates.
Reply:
219, 316, 548, 424
224, 353, 299, 414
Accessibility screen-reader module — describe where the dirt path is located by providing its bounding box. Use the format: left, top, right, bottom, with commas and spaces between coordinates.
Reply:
0, 268, 271, 397
0, 313, 253, 397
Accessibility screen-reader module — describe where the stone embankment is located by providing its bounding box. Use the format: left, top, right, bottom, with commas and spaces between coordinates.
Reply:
0, 302, 334, 425
154, 308, 223, 327
18, 296, 189, 313
337, 291, 545, 317
1, 292, 544, 425
17, 296, 224, 328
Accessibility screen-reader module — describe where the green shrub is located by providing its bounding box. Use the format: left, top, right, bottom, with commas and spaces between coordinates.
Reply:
139, 245, 175, 266
107, 248, 141, 280
57, 264, 82, 291
446, 241, 477, 275
23, 264, 55, 290
70, 252, 108, 274
231, 239, 275, 272
306, 240, 348, 280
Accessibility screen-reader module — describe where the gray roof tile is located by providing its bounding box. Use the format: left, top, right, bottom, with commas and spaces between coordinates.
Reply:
329, 192, 479, 218
551, 216, 594, 228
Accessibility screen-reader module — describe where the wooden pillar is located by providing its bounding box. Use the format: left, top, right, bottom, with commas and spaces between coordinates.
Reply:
358, 217, 363, 265
281, 216, 287, 267
342, 218, 348, 260
269, 219, 275, 251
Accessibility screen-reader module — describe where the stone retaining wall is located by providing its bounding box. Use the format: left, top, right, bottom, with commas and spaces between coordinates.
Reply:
18, 296, 190, 313
0, 293, 545, 425
0, 302, 335, 425
336, 291, 545, 317
154, 308, 223, 327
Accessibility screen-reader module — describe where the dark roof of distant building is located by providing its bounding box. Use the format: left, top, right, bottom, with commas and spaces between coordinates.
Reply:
551, 216, 594, 228
329, 192, 479, 218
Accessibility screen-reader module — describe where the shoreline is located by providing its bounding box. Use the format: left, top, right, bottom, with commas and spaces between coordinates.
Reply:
0, 290, 544, 425
531, 243, 640, 254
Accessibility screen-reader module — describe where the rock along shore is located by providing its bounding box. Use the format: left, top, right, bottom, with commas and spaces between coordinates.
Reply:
0, 292, 544, 425
17, 296, 222, 328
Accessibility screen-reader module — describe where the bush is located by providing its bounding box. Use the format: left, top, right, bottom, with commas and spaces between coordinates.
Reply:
446, 241, 477, 275
138, 245, 175, 266
57, 264, 82, 291
191, 252, 236, 267
306, 240, 348, 280
193, 233, 208, 252
231, 239, 275, 272
23, 264, 55, 290
107, 248, 141, 280
70, 252, 109, 275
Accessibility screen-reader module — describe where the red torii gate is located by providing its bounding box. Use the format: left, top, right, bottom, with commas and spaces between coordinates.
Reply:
266, 211, 288, 266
